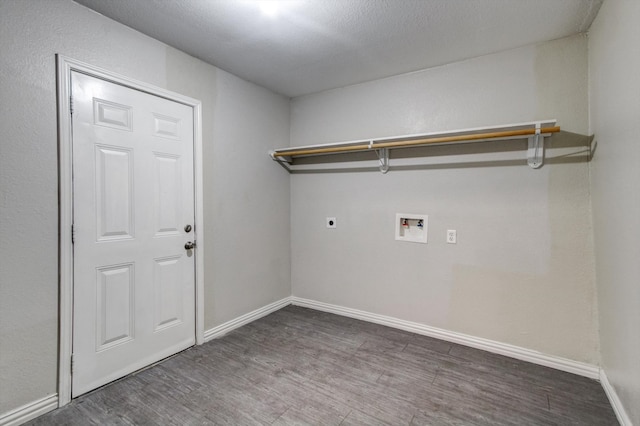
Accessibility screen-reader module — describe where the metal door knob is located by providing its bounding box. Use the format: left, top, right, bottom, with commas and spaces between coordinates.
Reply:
184, 241, 196, 250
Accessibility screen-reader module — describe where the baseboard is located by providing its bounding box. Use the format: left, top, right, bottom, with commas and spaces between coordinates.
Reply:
3, 299, 612, 426
600, 369, 633, 426
0, 299, 291, 425
291, 297, 600, 380
204, 296, 292, 341
0, 394, 58, 426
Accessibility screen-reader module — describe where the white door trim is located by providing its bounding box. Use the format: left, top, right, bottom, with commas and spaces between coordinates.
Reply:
56, 55, 205, 407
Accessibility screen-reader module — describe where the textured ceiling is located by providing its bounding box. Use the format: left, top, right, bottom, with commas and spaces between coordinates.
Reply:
73, 0, 602, 97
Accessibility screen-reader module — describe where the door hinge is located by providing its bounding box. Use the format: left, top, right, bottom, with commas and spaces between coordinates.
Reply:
70, 96, 73, 115
70, 354, 74, 375
71, 223, 75, 244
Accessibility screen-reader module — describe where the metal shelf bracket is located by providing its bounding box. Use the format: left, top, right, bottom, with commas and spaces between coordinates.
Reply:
376, 147, 389, 174
527, 124, 544, 169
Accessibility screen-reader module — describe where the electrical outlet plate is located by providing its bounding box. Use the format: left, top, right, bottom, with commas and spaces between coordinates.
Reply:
447, 230, 457, 244
326, 217, 336, 228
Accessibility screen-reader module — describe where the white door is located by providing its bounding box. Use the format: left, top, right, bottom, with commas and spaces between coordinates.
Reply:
71, 72, 196, 397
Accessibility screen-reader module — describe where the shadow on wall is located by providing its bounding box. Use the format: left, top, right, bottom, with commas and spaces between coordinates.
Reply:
284, 131, 594, 174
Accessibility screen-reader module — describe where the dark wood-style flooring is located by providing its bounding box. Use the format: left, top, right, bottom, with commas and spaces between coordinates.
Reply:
28, 305, 617, 425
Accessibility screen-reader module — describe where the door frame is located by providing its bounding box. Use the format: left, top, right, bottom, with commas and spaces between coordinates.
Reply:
56, 55, 205, 407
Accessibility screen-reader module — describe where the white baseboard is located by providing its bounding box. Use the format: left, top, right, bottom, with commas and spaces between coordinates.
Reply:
4, 298, 620, 426
600, 369, 633, 426
204, 297, 292, 341
291, 297, 600, 380
0, 298, 290, 426
0, 394, 58, 426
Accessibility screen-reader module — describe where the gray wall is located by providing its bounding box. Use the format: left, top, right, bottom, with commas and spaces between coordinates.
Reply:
290, 35, 599, 365
589, 0, 640, 423
0, 0, 290, 414
2, 0, 636, 421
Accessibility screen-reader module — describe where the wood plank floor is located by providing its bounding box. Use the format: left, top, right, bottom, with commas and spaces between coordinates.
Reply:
28, 306, 617, 425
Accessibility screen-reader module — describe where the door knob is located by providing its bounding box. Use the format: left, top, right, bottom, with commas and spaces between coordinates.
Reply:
184, 241, 196, 250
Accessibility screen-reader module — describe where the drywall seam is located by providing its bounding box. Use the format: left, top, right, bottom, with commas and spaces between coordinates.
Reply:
291, 297, 600, 379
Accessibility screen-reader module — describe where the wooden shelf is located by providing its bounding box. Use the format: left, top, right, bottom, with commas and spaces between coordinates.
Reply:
270, 120, 559, 172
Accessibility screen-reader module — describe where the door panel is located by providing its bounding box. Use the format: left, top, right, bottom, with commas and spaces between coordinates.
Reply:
71, 72, 195, 397
96, 263, 134, 350
95, 145, 134, 240
153, 153, 182, 236
153, 256, 183, 331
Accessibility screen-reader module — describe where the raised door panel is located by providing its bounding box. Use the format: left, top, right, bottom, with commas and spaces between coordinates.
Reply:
153, 153, 181, 236
153, 256, 183, 332
96, 263, 134, 351
93, 98, 133, 131
95, 145, 134, 241
153, 113, 181, 140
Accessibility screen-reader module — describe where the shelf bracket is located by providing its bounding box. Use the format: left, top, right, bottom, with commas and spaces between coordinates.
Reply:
527, 124, 544, 169
376, 148, 389, 174
269, 150, 291, 163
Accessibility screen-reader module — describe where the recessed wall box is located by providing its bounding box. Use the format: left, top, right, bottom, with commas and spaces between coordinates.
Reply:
395, 213, 428, 244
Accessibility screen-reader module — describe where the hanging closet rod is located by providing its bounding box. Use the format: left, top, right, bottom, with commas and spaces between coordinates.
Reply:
272, 125, 560, 159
